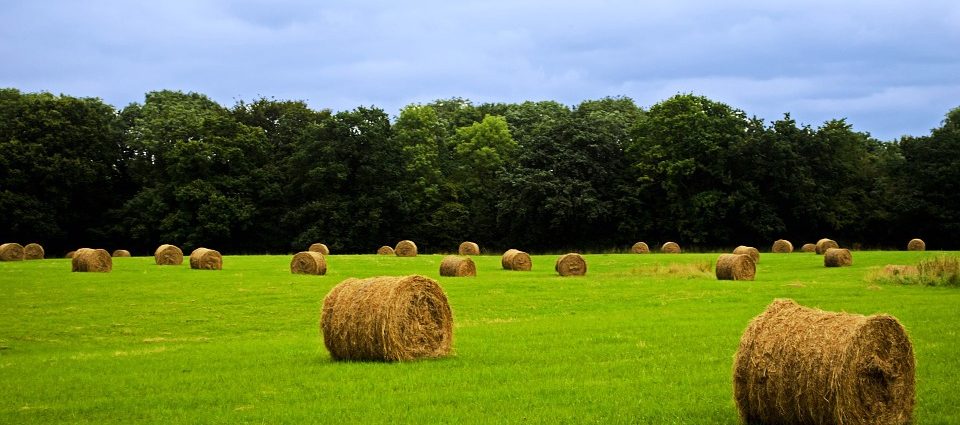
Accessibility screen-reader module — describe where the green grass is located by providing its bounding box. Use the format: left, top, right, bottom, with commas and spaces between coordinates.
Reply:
1, 251, 959, 424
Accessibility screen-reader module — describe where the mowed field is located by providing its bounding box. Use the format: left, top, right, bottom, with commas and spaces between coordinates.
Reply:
1, 251, 958, 424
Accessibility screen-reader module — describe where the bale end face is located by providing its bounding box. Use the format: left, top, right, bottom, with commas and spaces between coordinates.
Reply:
661, 242, 681, 253
815, 238, 839, 255
555, 253, 587, 276
155, 244, 184, 265
631, 242, 650, 254
395, 240, 418, 257
0, 243, 25, 261
824, 248, 853, 267
189, 248, 222, 270
716, 254, 756, 281
458, 241, 480, 256
23, 243, 45, 260
907, 239, 925, 251
291, 251, 327, 275
502, 249, 532, 271
440, 256, 476, 277
377, 246, 395, 255
733, 246, 760, 264
309, 243, 330, 255
772, 239, 793, 253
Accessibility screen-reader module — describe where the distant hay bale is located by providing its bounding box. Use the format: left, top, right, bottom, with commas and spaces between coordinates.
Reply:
395, 240, 418, 257
907, 239, 925, 251
771, 239, 793, 253
733, 299, 915, 425
824, 248, 853, 267
815, 238, 839, 255
439, 256, 476, 277
112, 249, 131, 257
71, 248, 112, 272
309, 243, 330, 255
290, 251, 327, 275
65, 250, 76, 259
189, 247, 222, 270
377, 245, 395, 255
320, 275, 453, 361
716, 254, 756, 281
555, 253, 587, 276
154, 244, 184, 265
0, 243, 24, 261
800, 243, 816, 253
501, 249, 532, 271
631, 242, 650, 254
661, 242, 681, 253
458, 241, 480, 256
23, 243, 44, 260
733, 246, 760, 264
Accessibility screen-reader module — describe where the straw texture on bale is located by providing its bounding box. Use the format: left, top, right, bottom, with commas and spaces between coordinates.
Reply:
815, 238, 839, 255
23, 243, 44, 260
65, 250, 76, 259
772, 239, 793, 253
907, 239, 925, 251
733, 246, 761, 264
0, 243, 25, 261
439, 256, 476, 277
631, 242, 650, 254
71, 248, 112, 272
377, 245, 395, 255
395, 240, 418, 257
189, 248, 222, 270
154, 244, 183, 265
824, 248, 853, 267
290, 251, 327, 275
112, 249, 131, 257
800, 243, 817, 253
716, 254, 756, 281
501, 249, 532, 271
555, 253, 587, 276
733, 299, 915, 425
309, 243, 330, 255
321, 275, 453, 362
458, 241, 480, 256
661, 242, 681, 253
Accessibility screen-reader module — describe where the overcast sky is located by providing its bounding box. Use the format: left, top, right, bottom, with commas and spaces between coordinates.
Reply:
3, 0, 959, 140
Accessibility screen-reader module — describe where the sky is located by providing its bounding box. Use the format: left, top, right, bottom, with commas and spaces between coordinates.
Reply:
2, 0, 959, 140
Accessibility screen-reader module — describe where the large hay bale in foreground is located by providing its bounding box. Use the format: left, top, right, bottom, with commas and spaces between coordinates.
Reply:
661, 242, 681, 253
733, 246, 760, 264
800, 243, 816, 253
71, 248, 112, 272
377, 245, 395, 255
555, 253, 586, 276
824, 248, 853, 267
815, 238, 839, 255
112, 249, 131, 257
290, 251, 327, 275
734, 299, 915, 425
631, 242, 650, 254
439, 256, 476, 277
458, 241, 480, 256
23, 243, 44, 260
395, 240, 418, 257
716, 254, 755, 281
501, 249, 532, 271
321, 275, 453, 361
154, 244, 183, 265
189, 247, 222, 270
0, 243, 24, 261
771, 239, 793, 253
309, 243, 330, 255
907, 239, 925, 251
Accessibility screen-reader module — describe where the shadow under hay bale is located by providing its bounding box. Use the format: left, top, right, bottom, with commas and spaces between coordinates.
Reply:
23, 243, 44, 260
71, 248, 112, 272
734, 299, 915, 425
440, 256, 476, 277
907, 238, 925, 251
309, 243, 330, 255
733, 246, 760, 264
189, 248, 222, 270
154, 244, 183, 265
815, 238, 839, 255
501, 249, 532, 271
716, 254, 755, 281
0, 243, 24, 261
800, 243, 816, 253
824, 248, 853, 267
661, 241, 681, 253
291, 251, 327, 275
377, 245, 395, 255
772, 239, 793, 253
320, 275, 453, 362
395, 240, 418, 257
112, 249, 131, 257
458, 241, 480, 256
631, 242, 650, 254
555, 253, 586, 276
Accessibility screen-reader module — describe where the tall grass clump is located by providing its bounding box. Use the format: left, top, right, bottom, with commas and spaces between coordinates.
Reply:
871, 256, 960, 287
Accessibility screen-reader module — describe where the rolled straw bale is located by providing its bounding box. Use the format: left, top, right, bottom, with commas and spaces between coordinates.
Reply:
907, 239, 925, 251
815, 238, 839, 255
154, 244, 183, 265
71, 248, 112, 272
771, 239, 793, 253
883, 265, 919, 277
65, 250, 76, 259
290, 251, 327, 275
716, 254, 756, 281
661, 241, 681, 253
555, 253, 586, 276
824, 248, 853, 267
23, 243, 44, 260
439, 256, 476, 277
631, 242, 650, 254
320, 275, 453, 362
377, 245, 395, 255
189, 247, 222, 270
112, 249, 131, 257
458, 241, 480, 256
0, 243, 24, 261
309, 243, 330, 255
733, 299, 915, 425
733, 246, 761, 264
800, 243, 816, 253
501, 249, 532, 271
395, 240, 418, 257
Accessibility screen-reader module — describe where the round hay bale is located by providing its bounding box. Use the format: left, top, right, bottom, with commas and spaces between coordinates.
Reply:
65, 250, 76, 259
824, 248, 853, 267
439, 256, 476, 277
290, 251, 327, 275
815, 238, 839, 255
23, 243, 44, 260
0, 243, 24, 261
458, 241, 480, 256
800, 243, 816, 253
154, 244, 183, 265
771, 239, 793, 253
71, 248, 112, 272
309, 243, 330, 255
501, 249, 532, 271
733, 246, 760, 264
395, 240, 418, 257
555, 253, 586, 276
716, 254, 756, 281
733, 299, 915, 425
631, 242, 650, 254
907, 239, 925, 251
189, 247, 222, 270
320, 275, 453, 362
377, 245, 395, 255
112, 249, 131, 257
661, 241, 681, 253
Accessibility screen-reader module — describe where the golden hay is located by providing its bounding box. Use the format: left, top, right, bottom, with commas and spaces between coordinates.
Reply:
154, 244, 183, 265
65, 250, 76, 259
555, 253, 586, 276
458, 241, 480, 256
734, 299, 915, 425
0, 243, 24, 261
309, 243, 330, 255
439, 256, 476, 277
501, 249, 532, 271
71, 248, 112, 272
189, 247, 222, 270
716, 254, 755, 281
800, 243, 816, 253
23, 243, 44, 260
907, 239, 925, 251
661, 241, 681, 253
815, 238, 839, 255
882, 265, 919, 277
771, 239, 793, 253
631, 242, 650, 254
395, 240, 418, 257
733, 246, 760, 264
377, 245, 395, 255
112, 249, 131, 257
320, 275, 453, 361
824, 248, 853, 267
290, 251, 327, 275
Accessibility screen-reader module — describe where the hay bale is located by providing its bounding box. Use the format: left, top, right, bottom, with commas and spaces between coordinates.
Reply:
112, 249, 131, 257
800, 243, 816, 253
771, 239, 793, 253
824, 248, 853, 267
815, 238, 839, 255
733, 298, 915, 425
716, 254, 755, 281
907, 239, 925, 251
154, 244, 183, 265
733, 246, 760, 264
23, 243, 44, 260
631, 242, 650, 254
290, 251, 327, 275
395, 240, 418, 257
71, 248, 112, 272
501, 249, 532, 271
458, 241, 480, 256
661, 241, 681, 253
0, 243, 24, 261
320, 275, 453, 362
309, 243, 330, 255
65, 250, 76, 259
555, 253, 586, 276
189, 247, 222, 270
377, 245, 395, 255
882, 265, 919, 277
439, 256, 476, 277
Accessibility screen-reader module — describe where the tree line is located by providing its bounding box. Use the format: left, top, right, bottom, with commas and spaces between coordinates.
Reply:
1, 88, 958, 255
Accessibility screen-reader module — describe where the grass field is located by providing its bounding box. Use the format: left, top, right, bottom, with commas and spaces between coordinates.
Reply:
2, 251, 958, 424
